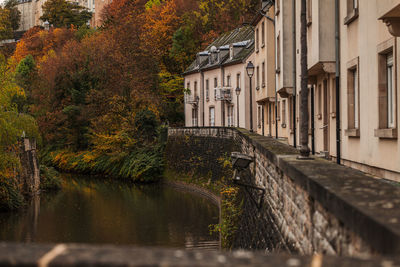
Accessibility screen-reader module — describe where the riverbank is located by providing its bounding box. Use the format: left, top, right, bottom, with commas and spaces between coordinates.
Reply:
163, 168, 242, 250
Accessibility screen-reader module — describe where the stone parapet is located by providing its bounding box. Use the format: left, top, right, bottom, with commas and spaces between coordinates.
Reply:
168, 127, 400, 256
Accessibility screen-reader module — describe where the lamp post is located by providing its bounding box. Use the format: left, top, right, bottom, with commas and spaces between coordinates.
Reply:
43, 20, 50, 31
235, 86, 241, 127
246, 61, 255, 132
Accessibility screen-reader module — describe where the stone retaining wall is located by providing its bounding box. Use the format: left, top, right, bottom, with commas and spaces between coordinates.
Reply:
167, 127, 400, 256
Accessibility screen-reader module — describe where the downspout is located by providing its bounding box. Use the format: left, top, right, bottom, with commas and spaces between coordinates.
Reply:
311, 85, 315, 154
292, 0, 297, 147
262, 105, 265, 135
201, 71, 205, 126
274, 10, 278, 139
335, 0, 341, 164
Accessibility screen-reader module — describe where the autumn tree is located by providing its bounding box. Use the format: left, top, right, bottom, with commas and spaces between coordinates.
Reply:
0, 8, 12, 40
40, 0, 92, 28
3, 0, 21, 31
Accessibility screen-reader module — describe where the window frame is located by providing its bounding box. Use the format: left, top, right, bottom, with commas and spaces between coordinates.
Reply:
375, 38, 398, 139
344, 0, 359, 25
345, 56, 360, 137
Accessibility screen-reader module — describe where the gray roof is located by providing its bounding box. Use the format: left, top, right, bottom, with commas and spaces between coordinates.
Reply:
183, 26, 254, 75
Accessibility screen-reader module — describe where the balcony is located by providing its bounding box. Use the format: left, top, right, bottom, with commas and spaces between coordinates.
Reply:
215, 87, 232, 102
185, 95, 199, 106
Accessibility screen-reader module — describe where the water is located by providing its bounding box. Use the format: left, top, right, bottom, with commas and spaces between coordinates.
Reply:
0, 174, 220, 250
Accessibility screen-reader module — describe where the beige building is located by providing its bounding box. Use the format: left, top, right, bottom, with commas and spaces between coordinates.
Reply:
17, 0, 97, 31
288, 0, 400, 181
183, 26, 256, 130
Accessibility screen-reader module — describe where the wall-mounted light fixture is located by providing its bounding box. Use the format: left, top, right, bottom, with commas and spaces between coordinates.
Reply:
231, 152, 265, 211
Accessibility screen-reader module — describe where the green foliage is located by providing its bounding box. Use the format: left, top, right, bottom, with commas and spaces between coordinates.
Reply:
3, 0, 20, 31
75, 25, 96, 41
44, 144, 164, 183
40, 0, 92, 28
39, 165, 62, 191
134, 108, 159, 142
15, 55, 36, 91
145, 0, 162, 10
0, 174, 24, 211
170, 26, 199, 72
0, 8, 12, 40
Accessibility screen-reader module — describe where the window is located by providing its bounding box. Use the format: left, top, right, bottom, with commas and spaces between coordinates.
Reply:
209, 107, 215, 126
227, 75, 231, 87
256, 28, 259, 52
256, 66, 260, 89
262, 62, 265, 87
376, 39, 397, 139
307, 0, 312, 25
344, 0, 358, 25
277, 101, 281, 121
227, 105, 234, 127
346, 57, 360, 136
214, 77, 218, 100
318, 84, 322, 118
192, 108, 198, 126
261, 21, 265, 47
289, 96, 293, 130
194, 81, 198, 97
237, 73, 241, 89
206, 79, 209, 101
282, 100, 286, 126
229, 45, 234, 59
387, 52, 395, 128
187, 82, 190, 90
258, 106, 262, 128
275, 0, 280, 15
277, 34, 281, 73
332, 78, 336, 115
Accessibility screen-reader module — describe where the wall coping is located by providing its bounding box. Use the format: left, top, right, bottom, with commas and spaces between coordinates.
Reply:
169, 127, 400, 254
0, 243, 399, 266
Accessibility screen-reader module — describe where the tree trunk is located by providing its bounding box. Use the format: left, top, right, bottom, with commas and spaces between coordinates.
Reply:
299, 0, 310, 157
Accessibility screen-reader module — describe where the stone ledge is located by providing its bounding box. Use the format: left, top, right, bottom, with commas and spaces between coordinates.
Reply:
168, 127, 400, 255
0, 243, 399, 266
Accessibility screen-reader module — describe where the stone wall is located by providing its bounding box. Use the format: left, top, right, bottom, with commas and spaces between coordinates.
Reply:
167, 127, 400, 256
19, 138, 40, 196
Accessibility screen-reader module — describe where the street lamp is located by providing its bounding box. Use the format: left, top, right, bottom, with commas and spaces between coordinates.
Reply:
235, 86, 241, 127
43, 20, 50, 31
246, 61, 255, 132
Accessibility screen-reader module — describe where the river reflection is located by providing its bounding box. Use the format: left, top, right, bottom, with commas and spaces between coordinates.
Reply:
0, 174, 220, 249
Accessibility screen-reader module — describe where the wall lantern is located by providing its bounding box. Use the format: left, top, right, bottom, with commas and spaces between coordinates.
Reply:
235, 87, 241, 96
246, 61, 255, 78
231, 152, 265, 211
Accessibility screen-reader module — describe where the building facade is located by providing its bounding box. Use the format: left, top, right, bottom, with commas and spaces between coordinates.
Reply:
184, 0, 400, 182
17, 0, 101, 31
183, 26, 256, 130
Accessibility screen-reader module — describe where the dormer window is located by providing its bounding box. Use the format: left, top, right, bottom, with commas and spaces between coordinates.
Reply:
229, 45, 234, 59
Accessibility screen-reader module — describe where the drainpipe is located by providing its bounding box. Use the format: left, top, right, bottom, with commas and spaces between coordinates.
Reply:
201, 71, 205, 126
292, 0, 297, 147
335, 0, 341, 164
311, 85, 315, 154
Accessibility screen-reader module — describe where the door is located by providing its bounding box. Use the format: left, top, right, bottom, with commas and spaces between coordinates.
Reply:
210, 107, 215, 126
323, 79, 329, 152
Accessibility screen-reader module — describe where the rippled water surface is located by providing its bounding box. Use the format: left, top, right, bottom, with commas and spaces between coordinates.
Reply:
0, 174, 219, 249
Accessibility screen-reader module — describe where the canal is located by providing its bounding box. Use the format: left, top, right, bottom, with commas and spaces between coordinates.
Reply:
0, 174, 220, 250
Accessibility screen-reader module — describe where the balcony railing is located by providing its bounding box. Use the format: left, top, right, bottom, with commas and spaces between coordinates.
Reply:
215, 87, 232, 101
185, 95, 199, 105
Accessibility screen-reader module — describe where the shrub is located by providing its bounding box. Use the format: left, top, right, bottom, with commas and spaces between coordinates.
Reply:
40, 165, 62, 191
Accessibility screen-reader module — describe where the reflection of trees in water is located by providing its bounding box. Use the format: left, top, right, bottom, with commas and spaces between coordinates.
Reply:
0, 174, 219, 248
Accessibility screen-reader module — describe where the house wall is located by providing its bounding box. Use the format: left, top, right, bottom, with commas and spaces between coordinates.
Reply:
339, 0, 400, 181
